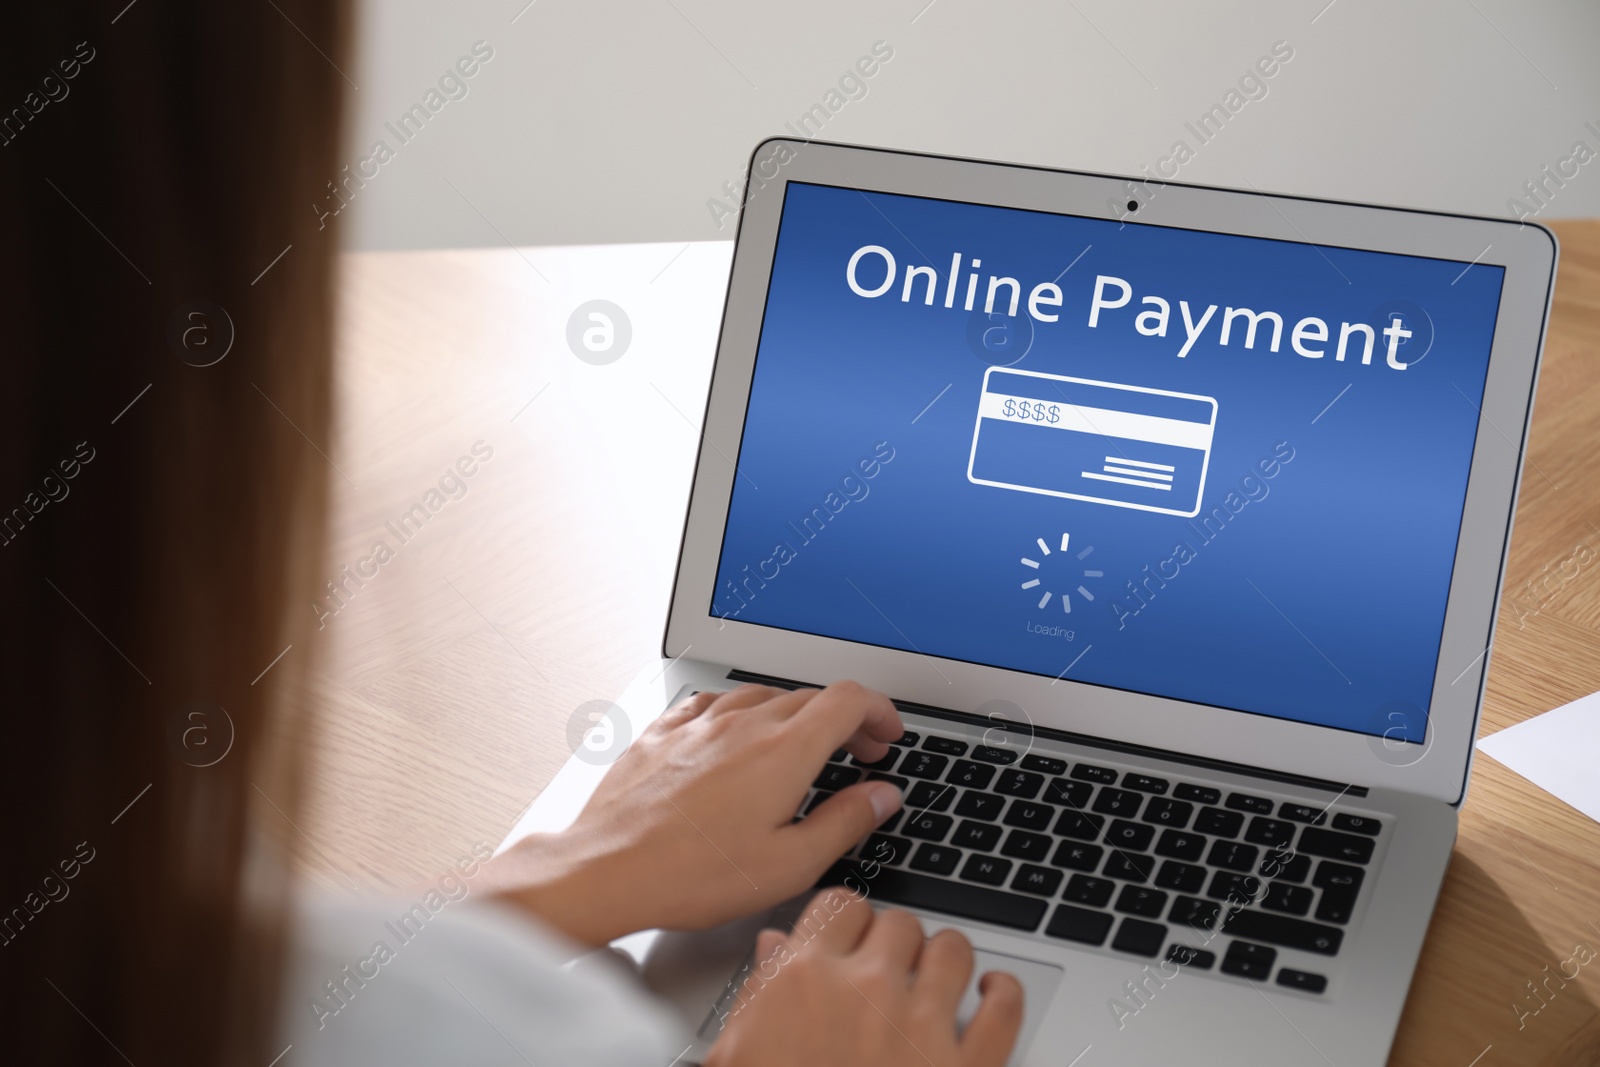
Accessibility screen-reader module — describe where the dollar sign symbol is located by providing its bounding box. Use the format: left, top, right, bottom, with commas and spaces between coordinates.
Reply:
1003, 398, 1015, 418
1048, 404, 1060, 424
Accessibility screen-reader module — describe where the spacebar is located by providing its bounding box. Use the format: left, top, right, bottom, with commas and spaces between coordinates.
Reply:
819, 862, 1048, 932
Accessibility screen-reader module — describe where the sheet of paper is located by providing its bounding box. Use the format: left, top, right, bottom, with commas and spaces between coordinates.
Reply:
1476, 690, 1600, 824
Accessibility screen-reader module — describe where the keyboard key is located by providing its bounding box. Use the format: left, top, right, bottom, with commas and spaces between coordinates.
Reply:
818, 862, 1046, 932
867, 772, 909, 792
1115, 885, 1168, 918
1278, 802, 1326, 825
960, 854, 1012, 886
970, 745, 1019, 765
1298, 827, 1375, 865
952, 820, 1003, 851
830, 749, 848, 763
1013, 864, 1064, 896
1207, 840, 1259, 872
1257, 848, 1311, 884
1194, 807, 1244, 837
1054, 810, 1105, 840
887, 732, 919, 746
1050, 841, 1103, 871
1332, 813, 1382, 836
815, 764, 862, 790
1154, 860, 1207, 895
1166, 944, 1216, 969
904, 812, 953, 841
1207, 871, 1262, 905
1071, 763, 1118, 784
954, 792, 1005, 821
1003, 800, 1056, 831
907, 781, 957, 812
1277, 969, 1329, 994
1000, 829, 1052, 862
878, 809, 904, 834
805, 791, 833, 814
1043, 778, 1092, 809
1093, 788, 1143, 818
851, 749, 899, 771
1141, 798, 1193, 828
1102, 852, 1155, 883
1223, 910, 1344, 955
922, 736, 967, 756
995, 770, 1044, 798
1174, 783, 1221, 805
1112, 918, 1168, 957
1104, 819, 1155, 852
1262, 882, 1314, 916
909, 843, 962, 876
1312, 860, 1365, 890
1154, 829, 1206, 862
900, 752, 950, 780
1122, 774, 1169, 794
945, 760, 996, 790
1021, 754, 1068, 775
862, 833, 912, 865
1312, 861, 1365, 924
1064, 874, 1115, 908
1244, 817, 1296, 848
1226, 792, 1274, 814
1220, 940, 1276, 979
1046, 904, 1113, 945
1169, 895, 1221, 931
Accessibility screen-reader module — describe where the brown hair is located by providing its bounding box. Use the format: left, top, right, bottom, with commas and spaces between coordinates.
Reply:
0, 2, 350, 1062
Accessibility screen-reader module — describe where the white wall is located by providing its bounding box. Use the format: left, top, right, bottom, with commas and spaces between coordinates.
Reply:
335, 0, 1600, 251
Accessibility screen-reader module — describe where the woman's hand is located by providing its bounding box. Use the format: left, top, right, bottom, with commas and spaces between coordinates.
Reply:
484, 682, 906, 946
706, 889, 1024, 1067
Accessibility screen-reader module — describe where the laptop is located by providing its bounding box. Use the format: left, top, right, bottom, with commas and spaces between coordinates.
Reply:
504, 140, 1557, 1066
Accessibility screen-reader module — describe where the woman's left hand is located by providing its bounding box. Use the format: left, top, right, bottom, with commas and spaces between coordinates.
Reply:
482, 681, 906, 946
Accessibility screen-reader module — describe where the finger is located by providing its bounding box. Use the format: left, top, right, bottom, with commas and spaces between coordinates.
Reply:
655, 690, 718, 729
782, 780, 902, 873
791, 888, 873, 956
754, 926, 789, 967
744, 686, 900, 764
959, 972, 1024, 1067
786, 680, 902, 763
838, 730, 892, 765
740, 686, 822, 722
859, 907, 925, 979
705, 683, 791, 716
913, 928, 976, 1019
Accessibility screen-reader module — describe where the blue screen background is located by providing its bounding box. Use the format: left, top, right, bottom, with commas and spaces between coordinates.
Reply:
713, 182, 1505, 741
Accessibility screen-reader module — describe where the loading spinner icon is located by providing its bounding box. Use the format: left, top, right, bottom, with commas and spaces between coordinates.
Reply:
1020, 532, 1102, 613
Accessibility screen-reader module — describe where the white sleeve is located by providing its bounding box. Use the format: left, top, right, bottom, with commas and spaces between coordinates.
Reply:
280, 891, 690, 1066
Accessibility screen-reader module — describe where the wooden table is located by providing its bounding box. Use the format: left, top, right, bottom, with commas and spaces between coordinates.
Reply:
300, 223, 1600, 1066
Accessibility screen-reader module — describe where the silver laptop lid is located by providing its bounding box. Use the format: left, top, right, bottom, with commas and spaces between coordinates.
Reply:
665, 140, 1556, 804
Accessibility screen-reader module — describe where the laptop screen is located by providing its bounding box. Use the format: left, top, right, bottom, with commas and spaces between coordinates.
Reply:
712, 180, 1506, 742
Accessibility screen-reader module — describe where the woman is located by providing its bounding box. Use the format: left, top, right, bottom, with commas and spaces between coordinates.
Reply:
0, 4, 1021, 1064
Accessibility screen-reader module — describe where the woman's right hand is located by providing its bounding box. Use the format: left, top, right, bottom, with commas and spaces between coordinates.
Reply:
705, 889, 1024, 1067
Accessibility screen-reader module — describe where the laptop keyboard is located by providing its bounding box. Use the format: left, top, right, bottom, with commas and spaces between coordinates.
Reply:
807, 728, 1384, 996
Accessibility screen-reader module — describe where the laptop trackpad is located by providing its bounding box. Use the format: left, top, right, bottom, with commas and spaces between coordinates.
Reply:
959, 950, 1061, 1065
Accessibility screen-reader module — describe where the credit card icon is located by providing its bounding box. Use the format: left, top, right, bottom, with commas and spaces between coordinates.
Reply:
966, 368, 1218, 518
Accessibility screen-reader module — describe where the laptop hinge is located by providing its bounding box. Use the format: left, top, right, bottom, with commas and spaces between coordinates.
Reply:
726, 669, 1367, 798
